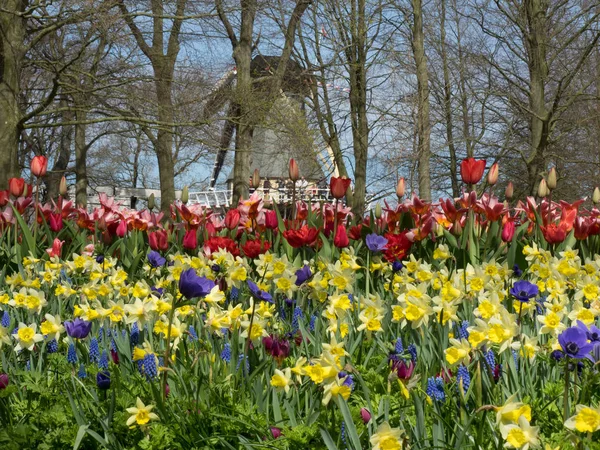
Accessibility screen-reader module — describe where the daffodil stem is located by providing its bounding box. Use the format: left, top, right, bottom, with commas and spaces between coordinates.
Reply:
563, 356, 570, 422
244, 299, 257, 377
163, 300, 177, 402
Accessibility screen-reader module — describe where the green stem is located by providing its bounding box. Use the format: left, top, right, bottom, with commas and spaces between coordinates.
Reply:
563, 357, 570, 422
162, 300, 177, 402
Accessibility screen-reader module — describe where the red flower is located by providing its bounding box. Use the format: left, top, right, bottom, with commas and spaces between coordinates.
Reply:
289, 158, 299, 181
541, 223, 567, 245
0, 190, 8, 207
383, 231, 412, 262
204, 236, 240, 257
46, 238, 64, 258
348, 224, 363, 240
115, 220, 128, 238
333, 224, 349, 248
49, 213, 63, 232
574, 217, 590, 240
224, 209, 241, 230
460, 158, 486, 185
242, 239, 271, 258
148, 230, 169, 251
501, 220, 515, 242
183, 229, 198, 250
264, 210, 278, 229
30, 155, 48, 177
283, 225, 320, 248
329, 176, 351, 199
8, 178, 25, 197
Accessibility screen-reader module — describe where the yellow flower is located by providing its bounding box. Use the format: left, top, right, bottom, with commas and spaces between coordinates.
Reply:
126, 398, 159, 427
445, 338, 471, 366
322, 377, 352, 405
370, 421, 403, 450
564, 404, 600, 433
496, 395, 532, 426
13, 322, 43, 352
270, 368, 293, 394
500, 416, 539, 449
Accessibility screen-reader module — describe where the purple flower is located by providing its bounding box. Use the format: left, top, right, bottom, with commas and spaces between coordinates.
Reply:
576, 320, 600, 342
510, 280, 538, 302
558, 326, 594, 359
147, 250, 166, 268
0, 373, 8, 389
64, 318, 92, 339
295, 265, 312, 286
96, 371, 111, 390
392, 261, 403, 272
178, 268, 216, 299
365, 233, 388, 252
247, 280, 273, 303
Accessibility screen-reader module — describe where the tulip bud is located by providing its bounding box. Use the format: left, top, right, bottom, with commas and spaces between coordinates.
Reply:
116, 220, 127, 238
360, 408, 371, 424
59, 176, 68, 197
8, 178, 25, 198
181, 186, 189, 204
396, 177, 405, 198
505, 181, 514, 200
30, 155, 48, 178
0, 373, 8, 389
593, 187, 600, 205
374, 202, 382, 219
148, 193, 155, 210
252, 169, 261, 189
486, 162, 499, 186
288, 158, 299, 181
452, 219, 462, 236
501, 221, 515, 242
538, 179, 549, 198
547, 167, 557, 190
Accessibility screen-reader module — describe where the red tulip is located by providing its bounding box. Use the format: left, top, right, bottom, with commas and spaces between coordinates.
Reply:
460, 158, 486, 185
505, 181, 514, 200
329, 176, 351, 199
574, 217, 590, 240
30, 155, 48, 177
283, 225, 320, 248
0, 190, 9, 207
224, 209, 241, 230
8, 178, 25, 197
270, 427, 282, 439
242, 239, 270, 258
49, 213, 63, 232
289, 158, 299, 181
115, 220, 128, 238
182, 229, 197, 250
392, 359, 415, 380
333, 224, 349, 248
541, 223, 566, 245
148, 230, 169, 251
264, 210, 278, 230
46, 238, 64, 258
501, 220, 515, 242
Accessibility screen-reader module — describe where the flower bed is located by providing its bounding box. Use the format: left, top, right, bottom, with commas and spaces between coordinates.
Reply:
1, 168, 600, 449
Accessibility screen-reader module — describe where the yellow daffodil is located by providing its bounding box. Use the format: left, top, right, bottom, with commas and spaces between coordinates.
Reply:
126, 398, 159, 427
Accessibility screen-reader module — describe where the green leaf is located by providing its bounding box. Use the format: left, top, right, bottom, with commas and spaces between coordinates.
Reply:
320, 428, 339, 450
73, 425, 88, 450
337, 399, 362, 450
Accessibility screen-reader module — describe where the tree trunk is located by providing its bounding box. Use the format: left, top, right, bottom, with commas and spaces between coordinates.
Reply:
154, 62, 176, 212
45, 99, 74, 200
524, 0, 550, 195
75, 110, 88, 207
411, 0, 432, 201
0, 0, 26, 188
440, 0, 459, 197
348, 0, 369, 217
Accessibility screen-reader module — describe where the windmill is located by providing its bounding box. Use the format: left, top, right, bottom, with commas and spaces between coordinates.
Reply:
203, 55, 328, 197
